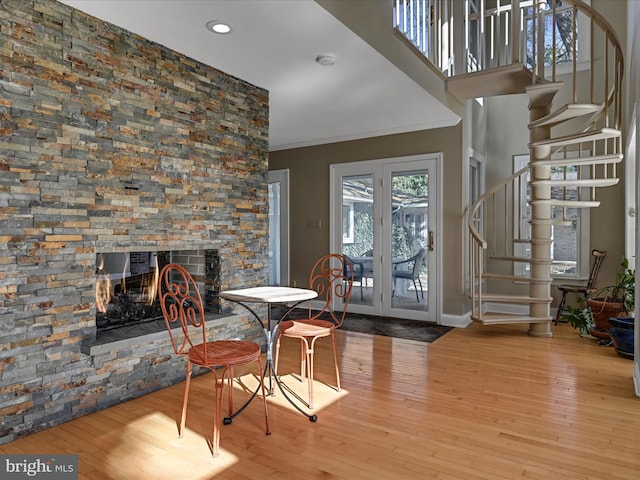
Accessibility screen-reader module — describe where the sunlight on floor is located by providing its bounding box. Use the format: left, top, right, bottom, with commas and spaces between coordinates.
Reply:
98, 370, 348, 477
233, 372, 349, 413
108, 412, 240, 478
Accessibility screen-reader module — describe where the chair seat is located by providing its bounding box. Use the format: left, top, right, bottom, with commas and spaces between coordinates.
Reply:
280, 319, 335, 338
189, 340, 261, 367
392, 271, 415, 280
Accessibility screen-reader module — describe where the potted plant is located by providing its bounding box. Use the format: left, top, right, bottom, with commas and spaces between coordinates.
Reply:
586, 257, 635, 341
560, 299, 593, 336
609, 316, 634, 358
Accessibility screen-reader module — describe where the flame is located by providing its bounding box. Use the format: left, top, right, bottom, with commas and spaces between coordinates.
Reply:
95, 252, 160, 313
143, 261, 159, 305
121, 255, 130, 294
96, 255, 112, 313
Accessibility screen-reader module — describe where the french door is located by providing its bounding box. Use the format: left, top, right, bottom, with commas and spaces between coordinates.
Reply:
330, 154, 441, 322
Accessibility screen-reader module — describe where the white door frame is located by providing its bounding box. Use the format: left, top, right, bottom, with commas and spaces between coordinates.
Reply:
268, 169, 290, 287
628, 101, 639, 398
330, 154, 442, 323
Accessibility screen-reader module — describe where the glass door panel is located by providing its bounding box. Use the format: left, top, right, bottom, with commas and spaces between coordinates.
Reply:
388, 169, 430, 315
341, 174, 375, 309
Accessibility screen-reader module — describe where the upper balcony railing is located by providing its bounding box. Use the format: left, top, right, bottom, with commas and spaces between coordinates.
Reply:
393, 0, 623, 130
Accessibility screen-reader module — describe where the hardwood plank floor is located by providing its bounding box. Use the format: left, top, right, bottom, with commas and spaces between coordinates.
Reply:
1, 322, 638, 479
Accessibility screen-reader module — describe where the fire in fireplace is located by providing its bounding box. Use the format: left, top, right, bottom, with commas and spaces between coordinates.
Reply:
95, 249, 219, 333
95, 251, 170, 331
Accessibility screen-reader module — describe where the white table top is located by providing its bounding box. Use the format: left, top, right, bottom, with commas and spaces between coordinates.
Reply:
219, 286, 317, 304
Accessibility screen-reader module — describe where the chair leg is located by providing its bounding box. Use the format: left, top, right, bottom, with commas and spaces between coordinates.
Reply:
330, 332, 341, 392
211, 370, 225, 458
300, 339, 308, 381
227, 366, 234, 416
555, 291, 568, 325
412, 279, 420, 302
307, 338, 316, 409
179, 362, 193, 439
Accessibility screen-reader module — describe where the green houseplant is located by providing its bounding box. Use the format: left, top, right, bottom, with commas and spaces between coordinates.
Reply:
587, 257, 635, 340
560, 299, 593, 336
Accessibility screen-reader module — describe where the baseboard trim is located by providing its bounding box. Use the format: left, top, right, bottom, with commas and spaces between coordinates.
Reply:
440, 312, 472, 328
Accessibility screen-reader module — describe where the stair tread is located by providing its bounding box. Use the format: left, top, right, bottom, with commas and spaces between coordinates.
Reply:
530, 178, 619, 187
471, 312, 552, 325
488, 255, 547, 264
529, 128, 620, 149
532, 199, 601, 208
529, 218, 585, 225
480, 273, 551, 283
480, 293, 553, 303
529, 103, 600, 128
534, 153, 623, 167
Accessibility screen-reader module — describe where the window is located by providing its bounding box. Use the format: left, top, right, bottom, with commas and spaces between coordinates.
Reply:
524, 0, 592, 73
469, 155, 484, 209
403, 213, 427, 244
513, 154, 590, 279
466, 150, 485, 293
268, 169, 290, 287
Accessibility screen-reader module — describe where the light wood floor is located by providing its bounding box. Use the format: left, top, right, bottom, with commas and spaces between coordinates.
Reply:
1, 322, 638, 480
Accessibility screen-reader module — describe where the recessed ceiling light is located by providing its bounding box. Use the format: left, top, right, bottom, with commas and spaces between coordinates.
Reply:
205, 20, 231, 34
315, 54, 336, 66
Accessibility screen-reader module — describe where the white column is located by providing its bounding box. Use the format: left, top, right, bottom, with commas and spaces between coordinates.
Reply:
526, 84, 562, 337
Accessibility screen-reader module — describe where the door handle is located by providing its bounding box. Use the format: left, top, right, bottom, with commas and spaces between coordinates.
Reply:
428, 231, 434, 251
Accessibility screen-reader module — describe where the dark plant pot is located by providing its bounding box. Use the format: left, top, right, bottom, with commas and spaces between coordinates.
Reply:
609, 317, 634, 359
587, 298, 627, 340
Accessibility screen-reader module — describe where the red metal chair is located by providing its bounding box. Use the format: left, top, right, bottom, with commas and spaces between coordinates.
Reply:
158, 263, 269, 457
274, 254, 354, 409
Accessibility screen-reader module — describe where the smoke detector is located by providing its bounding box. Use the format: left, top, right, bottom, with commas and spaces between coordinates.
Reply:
315, 54, 336, 66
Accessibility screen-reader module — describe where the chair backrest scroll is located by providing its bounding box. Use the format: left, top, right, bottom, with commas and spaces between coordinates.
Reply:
158, 263, 207, 359
308, 254, 353, 328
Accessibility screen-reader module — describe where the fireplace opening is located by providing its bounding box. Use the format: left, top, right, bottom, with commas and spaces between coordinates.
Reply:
96, 251, 167, 331
95, 249, 220, 333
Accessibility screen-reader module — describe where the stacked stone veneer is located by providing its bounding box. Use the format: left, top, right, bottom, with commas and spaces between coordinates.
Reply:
0, 0, 269, 443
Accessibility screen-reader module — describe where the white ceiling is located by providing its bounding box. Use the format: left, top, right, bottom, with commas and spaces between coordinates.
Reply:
59, 0, 458, 151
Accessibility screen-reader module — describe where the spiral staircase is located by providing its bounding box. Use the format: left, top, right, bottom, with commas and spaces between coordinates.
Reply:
395, 0, 624, 335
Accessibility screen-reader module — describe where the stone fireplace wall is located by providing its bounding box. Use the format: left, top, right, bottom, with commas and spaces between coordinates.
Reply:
0, 0, 269, 443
